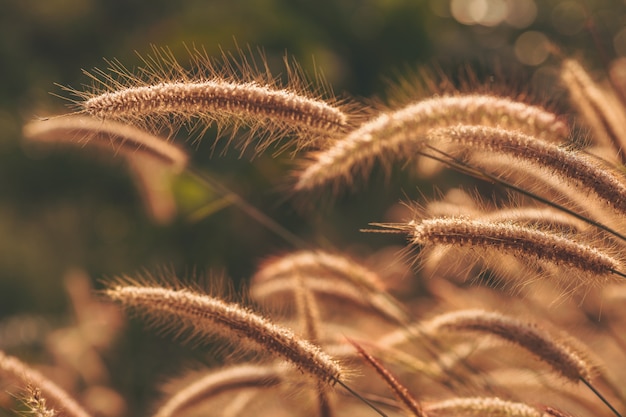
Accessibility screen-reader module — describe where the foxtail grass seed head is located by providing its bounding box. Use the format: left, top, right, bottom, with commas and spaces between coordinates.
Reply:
295, 94, 567, 191
425, 309, 594, 383
0, 350, 92, 417
426, 125, 626, 215
82, 81, 347, 133
23, 116, 189, 171
154, 364, 284, 417
105, 284, 343, 386
251, 274, 401, 323
401, 217, 622, 285
254, 250, 385, 293
64, 46, 353, 153
424, 397, 542, 417
253, 251, 407, 323
23, 116, 187, 224
561, 58, 626, 161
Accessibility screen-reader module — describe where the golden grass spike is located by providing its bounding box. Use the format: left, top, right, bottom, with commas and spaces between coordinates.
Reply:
63, 45, 353, 153
255, 251, 385, 293
400, 217, 623, 284
424, 397, 542, 417
295, 94, 567, 191
478, 207, 587, 233
0, 350, 92, 417
424, 309, 593, 383
251, 274, 402, 323
82, 80, 347, 134
23, 116, 188, 171
427, 125, 626, 215
23, 115, 188, 223
105, 284, 342, 385
348, 339, 426, 417
253, 250, 406, 323
416, 144, 626, 243
154, 364, 284, 417
561, 58, 626, 161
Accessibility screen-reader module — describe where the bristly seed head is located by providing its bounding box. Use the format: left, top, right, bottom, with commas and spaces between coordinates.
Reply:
406, 217, 621, 285
424, 397, 543, 417
425, 309, 594, 383
426, 125, 626, 215
295, 94, 568, 191
83, 81, 348, 133
63, 45, 355, 154
105, 284, 343, 386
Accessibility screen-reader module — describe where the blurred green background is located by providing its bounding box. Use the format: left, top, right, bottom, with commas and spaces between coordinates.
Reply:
1, 0, 626, 413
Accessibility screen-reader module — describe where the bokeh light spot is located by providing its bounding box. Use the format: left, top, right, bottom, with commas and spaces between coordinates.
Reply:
451, 0, 507, 26
514, 31, 550, 66
505, 0, 537, 28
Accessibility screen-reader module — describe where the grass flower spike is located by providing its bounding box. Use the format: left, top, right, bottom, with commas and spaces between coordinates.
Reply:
63, 46, 353, 153
105, 283, 343, 385
295, 94, 567, 191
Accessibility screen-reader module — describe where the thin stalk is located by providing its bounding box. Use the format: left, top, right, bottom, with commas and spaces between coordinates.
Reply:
186, 167, 308, 249
581, 378, 623, 417
335, 379, 388, 417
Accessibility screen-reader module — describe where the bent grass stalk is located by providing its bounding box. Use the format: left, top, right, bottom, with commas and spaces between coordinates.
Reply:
186, 167, 310, 249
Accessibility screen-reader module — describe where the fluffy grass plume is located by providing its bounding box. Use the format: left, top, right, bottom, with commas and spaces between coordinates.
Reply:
426, 125, 626, 215
295, 94, 567, 191
388, 216, 625, 287
424, 309, 594, 383
104, 283, 343, 386
61, 45, 355, 153
154, 364, 284, 417
23, 115, 188, 171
